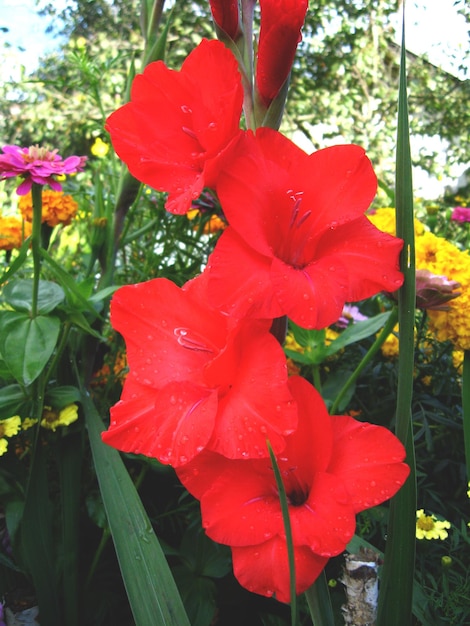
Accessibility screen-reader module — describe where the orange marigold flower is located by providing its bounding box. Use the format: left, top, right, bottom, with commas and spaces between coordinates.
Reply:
0, 215, 32, 250
19, 189, 79, 227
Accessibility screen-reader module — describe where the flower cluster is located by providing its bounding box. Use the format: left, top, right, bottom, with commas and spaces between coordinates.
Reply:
370, 207, 470, 351
0, 145, 86, 195
103, 18, 408, 601
451, 206, 470, 224
19, 190, 79, 227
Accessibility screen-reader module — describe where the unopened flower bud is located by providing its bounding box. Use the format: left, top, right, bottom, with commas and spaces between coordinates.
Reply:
415, 269, 461, 311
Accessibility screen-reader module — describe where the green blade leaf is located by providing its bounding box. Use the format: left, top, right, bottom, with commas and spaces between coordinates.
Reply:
324, 312, 391, 357
376, 11, 417, 626
0, 311, 60, 385
82, 389, 190, 626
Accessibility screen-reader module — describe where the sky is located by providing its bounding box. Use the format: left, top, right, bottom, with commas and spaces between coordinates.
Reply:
0, 0, 468, 79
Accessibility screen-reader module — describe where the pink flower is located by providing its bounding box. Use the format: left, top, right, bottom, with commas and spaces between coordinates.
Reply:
450, 206, 470, 224
0, 145, 86, 195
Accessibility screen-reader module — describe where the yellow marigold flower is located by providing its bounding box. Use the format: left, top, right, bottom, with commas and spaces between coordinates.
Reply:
19, 190, 79, 227
416, 509, 451, 540
284, 332, 304, 355
421, 375, 432, 386
203, 214, 226, 234
40, 404, 79, 431
22, 417, 38, 430
381, 324, 400, 358
416, 232, 470, 351
368, 207, 425, 237
0, 415, 22, 456
286, 358, 301, 377
0, 215, 32, 250
91, 137, 110, 158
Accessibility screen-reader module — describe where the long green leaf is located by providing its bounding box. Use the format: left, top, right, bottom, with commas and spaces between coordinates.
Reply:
376, 10, 417, 626
463, 351, 470, 481
82, 389, 190, 626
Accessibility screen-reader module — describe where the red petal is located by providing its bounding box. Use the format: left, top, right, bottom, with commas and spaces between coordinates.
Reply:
102, 378, 218, 466
110, 278, 227, 389
232, 538, 327, 603
205, 321, 297, 458
197, 458, 285, 546
328, 415, 410, 511
271, 256, 349, 329
205, 229, 283, 320
315, 217, 404, 300
290, 471, 355, 556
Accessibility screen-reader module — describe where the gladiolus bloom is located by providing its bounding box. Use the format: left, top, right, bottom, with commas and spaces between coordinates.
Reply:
256, 0, 308, 106
209, 0, 241, 40
206, 129, 404, 329
102, 276, 297, 466
177, 376, 409, 602
0, 145, 86, 195
105, 39, 244, 215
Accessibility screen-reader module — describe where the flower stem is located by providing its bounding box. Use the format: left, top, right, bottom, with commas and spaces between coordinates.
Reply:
31, 183, 43, 318
329, 307, 398, 415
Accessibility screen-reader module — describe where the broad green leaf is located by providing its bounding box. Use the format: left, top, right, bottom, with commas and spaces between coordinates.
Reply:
45, 385, 81, 409
2, 278, 64, 314
0, 384, 26, 416
82, 389, 190, 626
324, 312, 392, 357
0, 312, 60, 386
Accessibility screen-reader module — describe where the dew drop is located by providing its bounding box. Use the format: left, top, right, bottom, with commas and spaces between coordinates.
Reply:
179, 455, 188, 464
208, 121, 217, 130
181, 104, 192, 114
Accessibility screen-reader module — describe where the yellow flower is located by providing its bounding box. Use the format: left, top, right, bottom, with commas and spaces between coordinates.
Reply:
368, 207, 425, 237
381, 324, 400, 358
0, 215, 32, 250
19, 190, 79, 227
0, 416, 22, 455
22, 417, 38, 430
416, 232, 470, 351
91, 137, 110, 158
421, 375, 432, 386
416, 509, 451, 540
40, 404, 79, 431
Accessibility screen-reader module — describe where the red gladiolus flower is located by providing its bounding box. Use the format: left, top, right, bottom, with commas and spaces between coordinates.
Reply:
256, 0, 308, 106
105, 39, 244, 215
0, 145, 86, 195
209, 0, 241, 40
177, 376, 410, 602
101, 276, 297, 466
205, 128, 404, 329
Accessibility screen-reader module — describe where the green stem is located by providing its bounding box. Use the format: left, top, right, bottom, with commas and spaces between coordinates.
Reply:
30, 183, 43, 318
312, 364, 322, 394
330, 307, 398, 415
84, 526, 111, 591
304, 571, 335, 626
43, 321, 72, 384
267, 441, 299, 626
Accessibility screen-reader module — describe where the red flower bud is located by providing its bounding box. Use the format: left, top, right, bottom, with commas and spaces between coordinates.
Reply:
256, 0, 308, 106
209, 0, 241, 40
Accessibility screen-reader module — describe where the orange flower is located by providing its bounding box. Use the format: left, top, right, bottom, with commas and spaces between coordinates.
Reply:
19, 189, 78, 227
0, 215, 32, 250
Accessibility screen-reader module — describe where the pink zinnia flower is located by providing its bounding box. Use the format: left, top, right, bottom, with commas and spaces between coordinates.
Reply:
450, 206, 470, 224
0, 145, 86, 195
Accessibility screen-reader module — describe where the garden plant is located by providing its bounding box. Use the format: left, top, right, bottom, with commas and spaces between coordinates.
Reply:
0, 1, 469, 625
